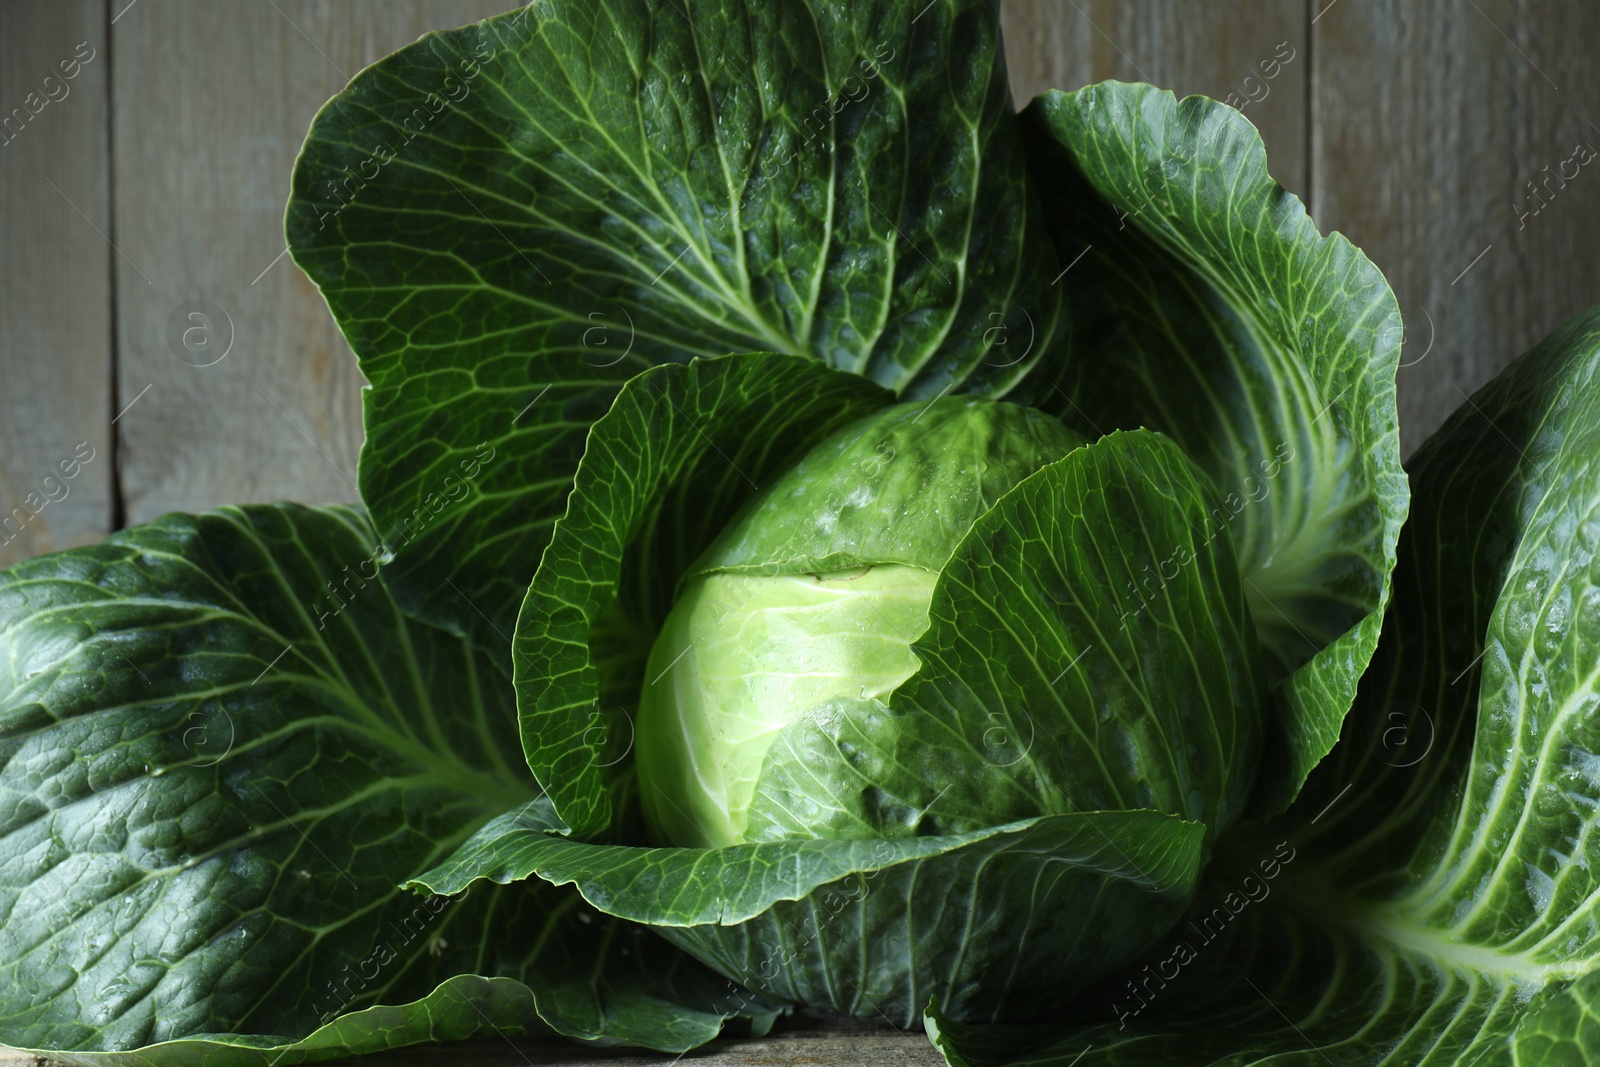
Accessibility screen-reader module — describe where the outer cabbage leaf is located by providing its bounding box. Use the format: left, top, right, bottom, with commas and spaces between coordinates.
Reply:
513, 354, 891, 836
927, 306, 1600, 1066
413, 803, 1205, 1029
286, 0, 1066, 653
1022, 82, 1409, 813
0, 505, 772, 1063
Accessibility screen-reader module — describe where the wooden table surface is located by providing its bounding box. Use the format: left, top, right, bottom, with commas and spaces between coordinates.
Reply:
0, 1012, 942, 1066
2, 0, 1598, 1062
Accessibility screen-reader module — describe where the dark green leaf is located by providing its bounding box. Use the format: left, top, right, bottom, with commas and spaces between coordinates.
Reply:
928, 306, 1600, 1065
1022, 83, 1409, 813
413, 805, 1205, 1028
0, 505, 770, 1062
286, 0, 1066, 652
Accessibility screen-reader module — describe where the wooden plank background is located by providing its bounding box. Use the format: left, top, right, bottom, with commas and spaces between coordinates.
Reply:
1, 0, 1598, 1063
0, 0, 111, 564
3, 0, 1598, 567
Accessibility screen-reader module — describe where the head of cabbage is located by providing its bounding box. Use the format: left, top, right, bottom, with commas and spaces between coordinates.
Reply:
412, 349, 1273, 1029
635, 395, 1263, 858
637, 397, 1090, 849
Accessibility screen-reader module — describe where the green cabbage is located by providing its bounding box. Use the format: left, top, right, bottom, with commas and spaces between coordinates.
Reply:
24, 0, 1600, 1064
638, 398, 1084, 849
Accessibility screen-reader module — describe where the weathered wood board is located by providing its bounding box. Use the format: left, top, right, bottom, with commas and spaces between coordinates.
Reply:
0, 0, 111, 566
108, 0, 511, 524
1311, 0, 1600, 451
